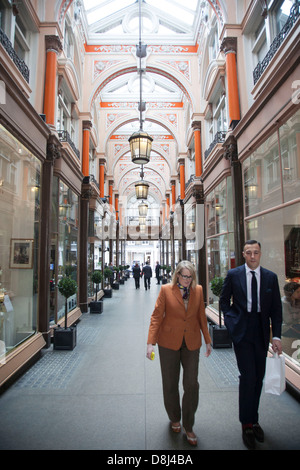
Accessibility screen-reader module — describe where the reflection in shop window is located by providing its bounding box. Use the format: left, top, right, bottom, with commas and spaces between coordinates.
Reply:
206, 176, 234, 314
50, 177, 78, 325
246, 205, 300, 366
0, 125, 41, 360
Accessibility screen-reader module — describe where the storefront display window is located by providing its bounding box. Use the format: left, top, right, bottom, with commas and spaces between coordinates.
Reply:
244, 109, 300, 366
0, 125, 41, 359
206, 177, 234, 311
88, 205, 103, 297
50, 177, 78, 325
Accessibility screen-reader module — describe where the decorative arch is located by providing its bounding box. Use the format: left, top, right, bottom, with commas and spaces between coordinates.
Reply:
90, 65, 195, 116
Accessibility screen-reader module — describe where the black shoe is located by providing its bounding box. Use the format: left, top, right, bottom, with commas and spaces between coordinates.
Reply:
253, 423, 264, 442
242, 427, 256, 450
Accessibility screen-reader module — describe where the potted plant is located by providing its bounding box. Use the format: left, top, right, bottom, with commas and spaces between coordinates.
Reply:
209, 276, 232, 349
161, 265, 168, 284
166, 266, 172, 281
112, 266, 120, 289
103, 266, 113, 298
53, 276, 77, 350
90, 270, 103, 314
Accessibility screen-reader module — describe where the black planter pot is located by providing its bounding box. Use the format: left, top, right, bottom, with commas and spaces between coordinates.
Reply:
209, 324, 232, 349
112, 282, 119, 290
162, 278, 167, 284
90, 300, 103, 314
53, 326, 77, 350
119, 278, 125, 285
104, 288, 112, 298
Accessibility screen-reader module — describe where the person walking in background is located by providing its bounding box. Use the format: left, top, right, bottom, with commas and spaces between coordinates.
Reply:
142, 261, 152, 290
155, 261, 161, 284
132, 263, 141, 289
146, 260, 211, 446
220, 240, 282, 450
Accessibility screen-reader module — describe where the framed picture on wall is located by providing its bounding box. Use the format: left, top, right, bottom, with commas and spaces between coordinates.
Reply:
9, 239, 34, 269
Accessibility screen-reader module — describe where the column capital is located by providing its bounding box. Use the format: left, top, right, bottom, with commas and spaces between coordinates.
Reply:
45, 35, 63, 54
83, 120, 93, 131
46, 134, 61, 162
224, 134, 238, 163
220, 37, 237, 55
191, 121, 201, 131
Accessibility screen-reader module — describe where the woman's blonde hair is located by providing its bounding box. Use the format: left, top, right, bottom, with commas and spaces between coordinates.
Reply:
171, 260, 197, 288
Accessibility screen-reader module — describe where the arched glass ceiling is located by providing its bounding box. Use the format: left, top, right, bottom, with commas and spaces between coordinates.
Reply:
100, 73, 182, 102
83, 0, 201, 39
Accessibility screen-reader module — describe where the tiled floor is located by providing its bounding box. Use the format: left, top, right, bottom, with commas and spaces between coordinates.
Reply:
0, 278, 299, 451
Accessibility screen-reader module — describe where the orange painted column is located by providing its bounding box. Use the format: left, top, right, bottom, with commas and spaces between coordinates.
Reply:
166, 195, 170, 219
82, 121, 92, 177
99, 159, 105, 198
43, 36, 62, 126
171, 180, 176, 209
192, 122, 202, 177
179, 159, 185, 200
221, 37, 240, 127
115, 194, 119, 220
109, 181, 113, 211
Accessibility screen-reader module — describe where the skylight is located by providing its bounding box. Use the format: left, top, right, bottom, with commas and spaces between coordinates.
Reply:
85, 0, 136, 25
82, 0, 201, 38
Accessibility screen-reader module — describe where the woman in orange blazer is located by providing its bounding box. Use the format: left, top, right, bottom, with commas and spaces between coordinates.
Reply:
146, 260, 211, 446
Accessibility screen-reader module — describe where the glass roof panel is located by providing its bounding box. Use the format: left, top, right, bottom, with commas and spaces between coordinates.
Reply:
82, 0, 201, 36
146, 0, 196, 25
85, 0, 136, 25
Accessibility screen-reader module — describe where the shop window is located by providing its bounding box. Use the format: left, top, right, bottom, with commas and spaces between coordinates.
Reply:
245, 203, 300, 365
206, 177, 234, 312
244, 109, 300, 217
49, 177, 79, 325
244, 109, 300, 367
0, 125, 41, 359
279, 109, 300, 203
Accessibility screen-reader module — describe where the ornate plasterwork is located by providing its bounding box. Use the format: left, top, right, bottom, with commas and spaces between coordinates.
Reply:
156, 114, 178, 129
156, 60, 191, 82
93, 60, 124, 81
106, 113, 131, 129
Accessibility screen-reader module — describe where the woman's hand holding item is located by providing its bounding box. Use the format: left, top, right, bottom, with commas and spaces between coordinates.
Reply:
146, 343, 155, 360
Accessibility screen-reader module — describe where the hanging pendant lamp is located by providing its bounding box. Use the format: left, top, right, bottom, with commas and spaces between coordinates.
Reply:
138, 202, 148, 216
129, 0, 152, 165
135, 179, 149, 199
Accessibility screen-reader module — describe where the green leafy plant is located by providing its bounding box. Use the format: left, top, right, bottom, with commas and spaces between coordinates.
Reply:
58, 276, 77, 329
104, 267, 113, 287
210, 276, 224, 328
91, 270, 103, 300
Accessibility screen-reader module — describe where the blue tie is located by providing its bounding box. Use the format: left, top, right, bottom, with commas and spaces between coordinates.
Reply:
251, 271, 258, 313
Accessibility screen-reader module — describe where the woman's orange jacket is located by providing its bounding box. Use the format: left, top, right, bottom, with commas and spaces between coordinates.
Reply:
147, 283, 211, 351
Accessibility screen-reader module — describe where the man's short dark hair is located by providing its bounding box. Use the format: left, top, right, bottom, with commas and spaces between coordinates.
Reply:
243, 240, 261, 249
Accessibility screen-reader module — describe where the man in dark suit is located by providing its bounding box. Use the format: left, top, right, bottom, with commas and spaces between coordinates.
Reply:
142, 261, 152, 290
155, 261, 161, 284
220, 240, 282, 450
132, 263, 141, 289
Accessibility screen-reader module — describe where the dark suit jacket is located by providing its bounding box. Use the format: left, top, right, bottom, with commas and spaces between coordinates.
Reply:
142, 265, 152, 278
220, 264, 282, 348
132, 266, 141, 278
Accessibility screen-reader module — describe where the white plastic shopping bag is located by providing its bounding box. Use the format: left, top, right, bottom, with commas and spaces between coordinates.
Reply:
265, 353, 285, 395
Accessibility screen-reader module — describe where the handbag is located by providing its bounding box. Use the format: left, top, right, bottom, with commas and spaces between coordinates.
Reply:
264, 353, 286, 395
